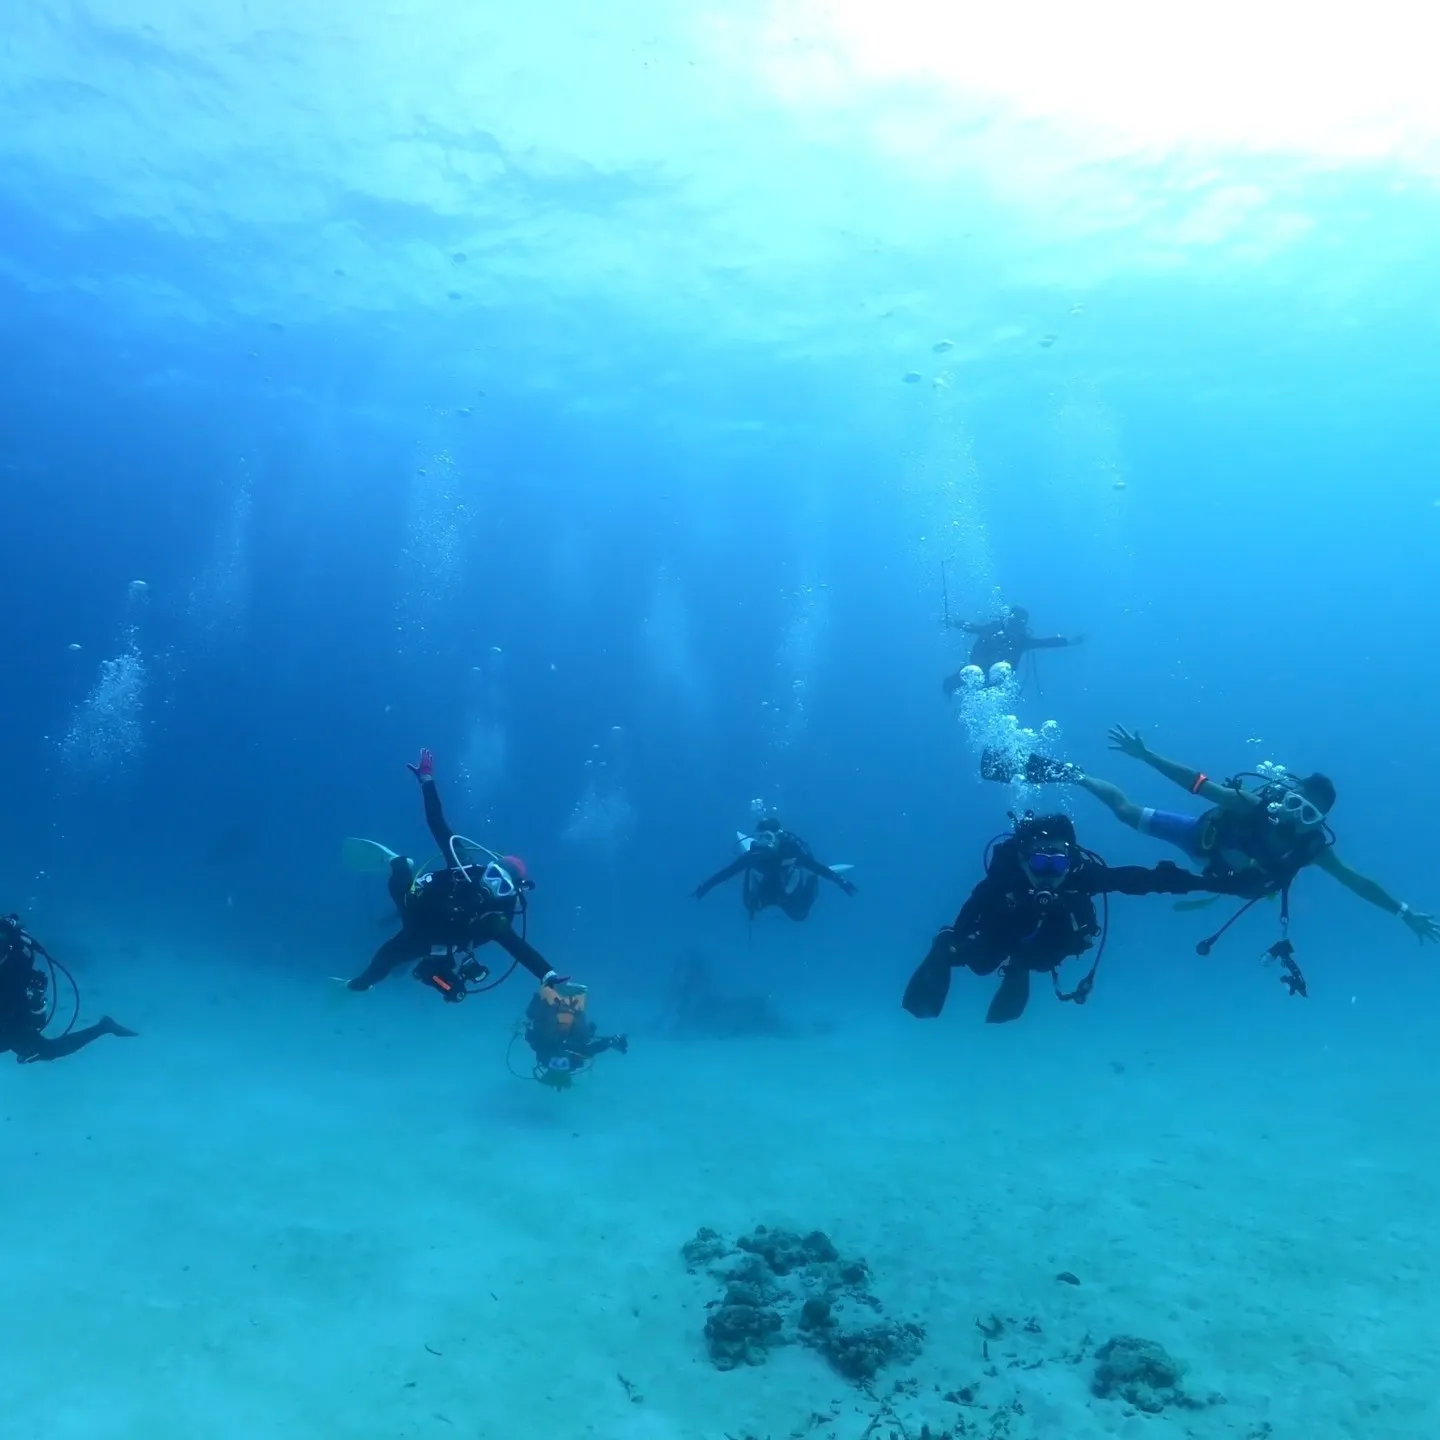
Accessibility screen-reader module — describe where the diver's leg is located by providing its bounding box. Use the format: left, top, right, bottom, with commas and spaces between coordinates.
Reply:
20, 1017, 136, 1061
386, 856, 416, 912
781, 875, 819, 922
1075, 774, 1145, 830
904, 932, 1003, 1018
959, 937, 1007, 977
348, 931, 424, 990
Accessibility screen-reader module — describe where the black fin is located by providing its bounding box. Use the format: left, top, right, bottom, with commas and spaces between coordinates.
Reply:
985, 965, 1032, 1024
981, 750, 1077, 785
902, 955, 953, 1019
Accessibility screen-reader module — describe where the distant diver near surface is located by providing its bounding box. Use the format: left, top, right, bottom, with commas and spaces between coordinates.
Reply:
941, 601, 1084, 699
0, 914, 137, 1063
343, 748, 575, 1001
901, 811, 1268, 1024
985, 726, 1440, 978
692, 817, 856, 921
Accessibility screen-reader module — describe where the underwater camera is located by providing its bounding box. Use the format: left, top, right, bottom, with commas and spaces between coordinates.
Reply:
535, 1054, 590, 1091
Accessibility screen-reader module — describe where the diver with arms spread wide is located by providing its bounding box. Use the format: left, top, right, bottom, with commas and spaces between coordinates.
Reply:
693, 817, 856, 921
902, 811, 1267, 1024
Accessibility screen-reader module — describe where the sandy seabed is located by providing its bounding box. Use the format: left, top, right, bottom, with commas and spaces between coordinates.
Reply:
4, 948, 1438, 1440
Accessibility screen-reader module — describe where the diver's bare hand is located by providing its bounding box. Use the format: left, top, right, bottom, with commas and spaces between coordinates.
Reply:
1108, 725, 1149, 760
1401, 907, 1440, 944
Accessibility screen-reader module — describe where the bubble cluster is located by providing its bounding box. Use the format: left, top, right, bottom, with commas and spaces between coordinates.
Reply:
60, 642, 147, 777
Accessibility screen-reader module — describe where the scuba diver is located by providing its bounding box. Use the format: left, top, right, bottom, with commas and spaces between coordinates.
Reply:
0, 913, 136, 1063
987, 726, 1440, 975
942, 605, 1084, 698
345, 749, 569, 1001
692, 817, 857, 921
902, 811, 1267, 1024
517, 978, 627, 1091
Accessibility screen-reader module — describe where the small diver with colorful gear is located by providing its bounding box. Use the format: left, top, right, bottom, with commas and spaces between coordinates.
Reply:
902, 811, 1268, 1024
0, 913, 137, 1063
692, 817, 856, 921
343, 749, 574, 1001
514, 978, 628, 1090
985, 725, 1440, 994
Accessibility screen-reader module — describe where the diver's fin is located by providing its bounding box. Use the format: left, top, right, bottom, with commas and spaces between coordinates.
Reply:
736, 831, 754, 852
827, 863, 854, 874
985, 966, 1032, 1024
980, 750, 1079, 786
343, 837, 401, 873
902, 954, 953, 1019
1174, 889, 1276, 915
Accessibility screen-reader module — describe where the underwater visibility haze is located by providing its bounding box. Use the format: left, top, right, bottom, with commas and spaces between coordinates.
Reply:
2, 2, 1440, 1437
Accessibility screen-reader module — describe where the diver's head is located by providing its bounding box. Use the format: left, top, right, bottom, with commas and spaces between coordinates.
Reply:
1270, 773, 1335, 832
1013, 812, 1078, 892
755, 817, 782, 836
1004, 606, 1031, 634
499, 854, 530, 888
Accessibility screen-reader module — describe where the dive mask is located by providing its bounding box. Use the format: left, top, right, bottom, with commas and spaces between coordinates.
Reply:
1268, 790, 1323, 829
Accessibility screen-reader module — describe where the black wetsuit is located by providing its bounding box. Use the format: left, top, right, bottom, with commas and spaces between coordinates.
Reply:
694, 831, 852, 921
902, 842, 1266, 1023
348, 777, 550, 992
942, 619, 1073, 696
0, 917, 134, 1062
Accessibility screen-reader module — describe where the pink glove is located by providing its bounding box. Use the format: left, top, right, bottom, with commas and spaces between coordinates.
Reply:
407, 748, 435, 782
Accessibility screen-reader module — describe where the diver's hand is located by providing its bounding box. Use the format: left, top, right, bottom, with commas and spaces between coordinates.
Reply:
1108, 725, 1149, 760
1400, 906, 1440, 944
839, 878, 858, 897
542, 969, 574, 987
692, 884, 707, 900
1069, 634, 1087, 646
407, 747, 436, 782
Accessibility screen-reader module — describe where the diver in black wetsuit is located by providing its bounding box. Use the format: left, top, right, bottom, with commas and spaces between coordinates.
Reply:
941, 606, 1083, 697
901, 812, 1267, 1024
692, 817, 857, 921
521, 980, 627, 1089
346, 749, 563, 1000
0, 914, 137, 1063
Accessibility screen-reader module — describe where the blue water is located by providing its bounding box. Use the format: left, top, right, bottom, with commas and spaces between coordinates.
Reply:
4, 5, 1440, 1438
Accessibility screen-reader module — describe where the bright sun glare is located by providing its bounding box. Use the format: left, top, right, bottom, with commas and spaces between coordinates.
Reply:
761, 0, 1440, 164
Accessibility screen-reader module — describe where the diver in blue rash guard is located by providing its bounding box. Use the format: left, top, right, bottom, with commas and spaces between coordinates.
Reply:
994, 726, 1440, 948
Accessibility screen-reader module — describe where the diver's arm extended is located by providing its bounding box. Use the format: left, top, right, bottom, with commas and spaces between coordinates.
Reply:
407, 749, 459, 858
693, 855, 749, 899
947, 618, 1000, 635
1312, 850, 1440, 941
1024, 634, 1073, 651
1083, 861, 1268, 899
1108, 727, 1247, 810
475, 913, 553, 981
799, 853, 856, 891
